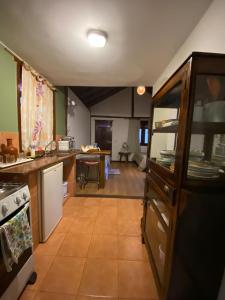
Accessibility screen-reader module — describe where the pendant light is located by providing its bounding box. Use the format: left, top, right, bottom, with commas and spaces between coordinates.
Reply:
137, 86, 146, 95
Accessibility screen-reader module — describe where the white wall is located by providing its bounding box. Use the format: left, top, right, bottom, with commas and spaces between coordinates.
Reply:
150, 108, 177, 158
153, 0, 225, 95
91, 117, 129, 161
67, 88, 90, 148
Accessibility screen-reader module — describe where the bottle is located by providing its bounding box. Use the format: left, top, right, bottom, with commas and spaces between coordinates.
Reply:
6, 138, 18, 162
30, 144, 36, 158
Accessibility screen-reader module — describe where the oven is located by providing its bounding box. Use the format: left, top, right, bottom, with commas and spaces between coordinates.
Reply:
0, 183, 36, 300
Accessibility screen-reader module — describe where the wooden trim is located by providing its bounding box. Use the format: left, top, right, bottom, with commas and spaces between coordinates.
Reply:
16, 61, 23, 152
131, 87, 134, 117
53, 91, 56, 139
91, 115, 149, 119
75, 193, 144, 199
65, 87, 68, 136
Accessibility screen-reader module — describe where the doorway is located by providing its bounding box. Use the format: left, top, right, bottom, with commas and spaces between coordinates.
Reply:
95, 120, 112, 151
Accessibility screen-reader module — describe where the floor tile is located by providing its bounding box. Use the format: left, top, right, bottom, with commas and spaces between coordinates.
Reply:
94, 217, 118, 235
19, 288, 36, 300
58, 233, 92, 257
79, 258, 118, 297
77, 296, 117, 300
64, 197, 84, 207
40, 256, 85, 295
33, 291, 75, 299
69, 217, 96, 235
118, 219, 141, 236
82, 197, 101, 206
73, 206, 100, 219
88, 235, 118, 259
118, 206, 141, 222
26, 254, 55, 290
118, 236, 147, 261
118, 260, 158, 299
98, 206, 118, 220
35, 233, 65, 256
54, 217, 74, 233
118, 298, 153, 300
100, 198, 118, 207
63, 205, 77, 217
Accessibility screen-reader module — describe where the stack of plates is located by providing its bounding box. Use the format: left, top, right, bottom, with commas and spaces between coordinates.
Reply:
157, 150, 175, 168
188, 161, 220, 179
156, 157, 175, 167
189, 150, 205, 161
160, 150, 175, 157
212, 154, 225, 167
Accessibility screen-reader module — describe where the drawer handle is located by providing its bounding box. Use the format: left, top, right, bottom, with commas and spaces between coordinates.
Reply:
164, 185, 169, 194
157, 221, 165, 233
159, 244, 165, 263
162, 213, 169, 226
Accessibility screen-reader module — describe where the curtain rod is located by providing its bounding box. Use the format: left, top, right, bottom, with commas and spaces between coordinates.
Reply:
0, 40, 56, 91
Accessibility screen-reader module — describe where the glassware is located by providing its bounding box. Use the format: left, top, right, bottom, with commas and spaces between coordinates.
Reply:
9, 154, 16, 163
18, 152, 25, 160
5, 154, 11, 163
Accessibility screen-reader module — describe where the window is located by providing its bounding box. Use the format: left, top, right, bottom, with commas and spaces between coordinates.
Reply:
139, 120, 149, 145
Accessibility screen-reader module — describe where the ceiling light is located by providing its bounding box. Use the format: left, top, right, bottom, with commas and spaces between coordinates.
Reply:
137, 86, 146, 95
87, 30, 107, 48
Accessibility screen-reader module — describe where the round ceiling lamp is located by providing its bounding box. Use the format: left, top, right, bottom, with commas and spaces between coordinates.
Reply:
137, 86, 146, 95
87, 29, 107, 48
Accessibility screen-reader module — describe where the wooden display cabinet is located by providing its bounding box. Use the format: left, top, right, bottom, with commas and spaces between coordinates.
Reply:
141, 52, 225, 300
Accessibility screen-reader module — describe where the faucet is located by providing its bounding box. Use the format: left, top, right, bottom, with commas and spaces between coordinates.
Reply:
44, 140, 57, 155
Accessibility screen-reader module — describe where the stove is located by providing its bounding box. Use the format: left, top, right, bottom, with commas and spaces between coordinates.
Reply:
0, 182, 30, 222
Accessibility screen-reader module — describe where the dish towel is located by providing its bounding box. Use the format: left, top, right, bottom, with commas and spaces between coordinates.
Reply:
0, 203, 32, 272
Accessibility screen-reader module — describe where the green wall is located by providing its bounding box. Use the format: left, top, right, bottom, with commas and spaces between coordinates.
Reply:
0, 44, 66, 135
55, 87, 66, 135
0, 44, 18, 131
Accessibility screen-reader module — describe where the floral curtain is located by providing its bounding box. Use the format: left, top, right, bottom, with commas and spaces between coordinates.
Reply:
21, 66, 53, 152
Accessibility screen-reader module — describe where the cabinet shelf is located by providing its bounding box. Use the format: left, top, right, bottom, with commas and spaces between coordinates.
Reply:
153, 122, 225, 134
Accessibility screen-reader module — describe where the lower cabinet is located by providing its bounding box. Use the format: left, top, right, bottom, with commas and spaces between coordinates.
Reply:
145, 202, 168, 284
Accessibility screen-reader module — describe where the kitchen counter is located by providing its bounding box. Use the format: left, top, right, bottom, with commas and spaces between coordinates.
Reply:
0, 151, 79, 175
0, 151, 77, 249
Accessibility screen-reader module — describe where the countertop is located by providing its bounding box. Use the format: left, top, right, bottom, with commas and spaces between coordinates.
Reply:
0, 151, 78, 175
0, 149, 111, 175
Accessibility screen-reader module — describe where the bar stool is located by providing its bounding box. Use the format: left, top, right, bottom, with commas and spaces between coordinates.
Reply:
83, 160, 100, 189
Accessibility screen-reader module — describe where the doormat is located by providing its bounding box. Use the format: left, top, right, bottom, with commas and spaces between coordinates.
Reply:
108, 169, 121, 175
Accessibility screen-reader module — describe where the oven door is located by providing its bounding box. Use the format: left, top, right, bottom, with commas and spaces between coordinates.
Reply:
0, 203, 32, 298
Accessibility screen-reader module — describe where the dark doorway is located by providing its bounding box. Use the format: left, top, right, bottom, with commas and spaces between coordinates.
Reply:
95, 120, 112, 151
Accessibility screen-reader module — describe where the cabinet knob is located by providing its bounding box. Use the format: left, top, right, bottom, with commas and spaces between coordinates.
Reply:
164, 185, 169, 194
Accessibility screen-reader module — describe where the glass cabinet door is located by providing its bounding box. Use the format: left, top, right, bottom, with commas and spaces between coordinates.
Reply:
150, 83, 182, 173
187, 75, 225, 180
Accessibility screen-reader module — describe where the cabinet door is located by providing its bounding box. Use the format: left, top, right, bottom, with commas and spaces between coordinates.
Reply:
186, 74, 225, 182
145, 199, 169, 286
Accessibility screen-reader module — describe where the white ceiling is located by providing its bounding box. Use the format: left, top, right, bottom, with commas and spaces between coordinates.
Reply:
0, 0, 212, 86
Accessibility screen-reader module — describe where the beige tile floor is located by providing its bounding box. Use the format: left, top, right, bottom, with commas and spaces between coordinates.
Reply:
19, 197, 158, 300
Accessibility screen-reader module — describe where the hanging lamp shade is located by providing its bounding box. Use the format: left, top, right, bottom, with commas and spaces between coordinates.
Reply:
137, 86, 145, 95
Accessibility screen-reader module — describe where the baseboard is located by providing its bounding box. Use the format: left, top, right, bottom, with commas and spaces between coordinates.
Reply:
75, 193, 144, 199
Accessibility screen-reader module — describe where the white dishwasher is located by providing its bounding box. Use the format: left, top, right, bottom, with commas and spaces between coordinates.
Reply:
40, 162, 63, 242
